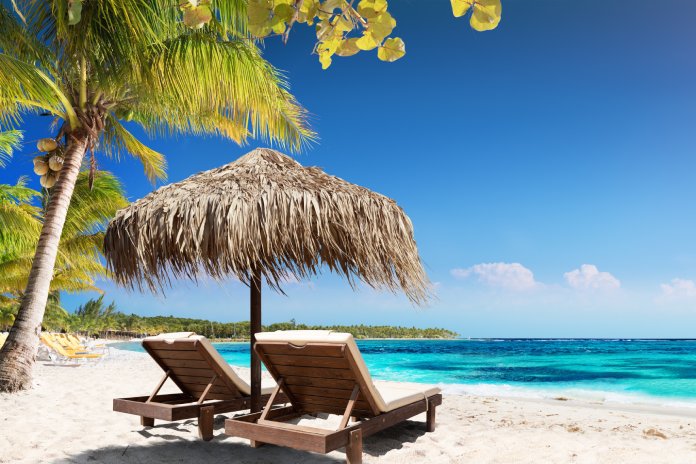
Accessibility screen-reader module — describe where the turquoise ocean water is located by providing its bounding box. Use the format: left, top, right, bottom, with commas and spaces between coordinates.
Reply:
113, 339, 696, 407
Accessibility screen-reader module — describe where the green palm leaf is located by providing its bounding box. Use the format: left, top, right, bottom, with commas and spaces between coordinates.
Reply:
0, 130, 23, 167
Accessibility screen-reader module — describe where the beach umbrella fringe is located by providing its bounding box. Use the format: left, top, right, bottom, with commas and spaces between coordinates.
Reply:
104, 148, 430, 305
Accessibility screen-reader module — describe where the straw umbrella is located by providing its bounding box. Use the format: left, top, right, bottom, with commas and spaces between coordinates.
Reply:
103, 148, 429, 411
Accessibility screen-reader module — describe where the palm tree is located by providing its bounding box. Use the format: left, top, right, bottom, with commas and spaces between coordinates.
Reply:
73, 296, 118, 337
0, 170, 127, 379
0, 1, 312, 391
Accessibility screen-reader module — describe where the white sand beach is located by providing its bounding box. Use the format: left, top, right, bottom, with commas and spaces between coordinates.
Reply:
2, 348, 696, 464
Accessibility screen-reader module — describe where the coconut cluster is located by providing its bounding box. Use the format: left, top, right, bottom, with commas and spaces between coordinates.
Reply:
33, 138, 64, 189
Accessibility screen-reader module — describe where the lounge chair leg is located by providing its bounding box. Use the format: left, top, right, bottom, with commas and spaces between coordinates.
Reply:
346, 429, 362, 464
198, 405, 215, 441
426, 400, 437, 432
141, 417, 154, 427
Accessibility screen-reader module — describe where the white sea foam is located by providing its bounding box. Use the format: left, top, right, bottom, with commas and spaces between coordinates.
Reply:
439, 382, 696, 410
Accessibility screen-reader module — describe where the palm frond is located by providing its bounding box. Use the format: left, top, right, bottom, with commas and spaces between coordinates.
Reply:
0, 3, 55, 67
0, 53, 78, 128
0, 177, 41, 256
0, 129, 23, 167
121, 33, 314, 151
62, 171, 129, 237
101, 118, 167, 183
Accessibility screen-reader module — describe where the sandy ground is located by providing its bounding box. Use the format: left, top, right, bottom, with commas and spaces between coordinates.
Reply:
2, 347, 696, 463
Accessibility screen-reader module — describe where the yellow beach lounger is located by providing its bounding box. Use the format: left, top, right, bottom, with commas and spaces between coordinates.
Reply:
65, 333, 107, 350
225, 330, 442, 464
53, 333, 87, 351
40, 334, 103, 361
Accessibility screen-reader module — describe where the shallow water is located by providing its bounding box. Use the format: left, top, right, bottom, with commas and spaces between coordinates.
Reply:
113, 338, 696, 407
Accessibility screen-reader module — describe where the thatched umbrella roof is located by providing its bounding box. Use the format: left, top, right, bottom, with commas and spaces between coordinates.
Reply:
104, 148, 429, 304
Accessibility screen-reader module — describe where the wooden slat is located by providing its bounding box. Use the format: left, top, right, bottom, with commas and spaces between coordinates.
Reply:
259, 343, 345, 358
232, 406, 296, 423
150, 349, 204, 360
158, 359, 211, 369
265, 354, 348, 369
169, 366, 217, 377
286, 385, 365, 401
159, 397, 199, 406
292, 394, 371, 411
273, 365, 355, 380
185, 383, 238, 395
283, 376, 356, 390
301, 404, 374, 417
174, 375, 230, 386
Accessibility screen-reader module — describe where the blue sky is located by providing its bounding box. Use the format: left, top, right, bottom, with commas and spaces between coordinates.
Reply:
3, 1, 696, 337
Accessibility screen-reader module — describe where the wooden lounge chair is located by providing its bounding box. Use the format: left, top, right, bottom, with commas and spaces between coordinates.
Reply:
113, 332, 287, 441
225, 331, 442, 464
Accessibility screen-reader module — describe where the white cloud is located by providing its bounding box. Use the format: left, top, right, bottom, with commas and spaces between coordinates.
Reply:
660, 278, 696, 298
451, 262, 538, 291
564, 264, 620, 291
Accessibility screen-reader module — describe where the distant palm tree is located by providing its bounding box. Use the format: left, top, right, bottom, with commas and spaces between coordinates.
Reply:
0, 1, 312, 391
72, 295, 117, 337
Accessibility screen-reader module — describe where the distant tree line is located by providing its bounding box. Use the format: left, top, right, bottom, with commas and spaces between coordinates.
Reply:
33, 297, 458, 340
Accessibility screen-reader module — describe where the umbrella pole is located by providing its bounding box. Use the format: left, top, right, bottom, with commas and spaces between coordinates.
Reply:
250, 270, 262, 413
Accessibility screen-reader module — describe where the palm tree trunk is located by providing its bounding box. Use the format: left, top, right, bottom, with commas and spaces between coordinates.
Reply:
0, 132, 89, 392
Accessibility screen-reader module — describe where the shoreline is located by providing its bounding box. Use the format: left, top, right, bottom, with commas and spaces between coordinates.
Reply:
3, 354, 696, 463
110, 337, 462, 343
107, 342, 696, 416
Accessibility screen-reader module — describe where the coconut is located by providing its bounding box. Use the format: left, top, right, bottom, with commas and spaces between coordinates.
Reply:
41, 170, 59, 188
37, 138, 58, 152
48, 155, 64, 171
40, 173, 56, 189
33, 156, 49, 175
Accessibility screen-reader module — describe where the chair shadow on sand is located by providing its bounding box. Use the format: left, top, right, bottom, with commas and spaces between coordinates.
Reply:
52, 415, 428, 463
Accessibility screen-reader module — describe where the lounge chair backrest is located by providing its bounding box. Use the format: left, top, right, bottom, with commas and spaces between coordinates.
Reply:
254, 331, 391, 417
143, 333, 251, 401
40, 333, 71, 356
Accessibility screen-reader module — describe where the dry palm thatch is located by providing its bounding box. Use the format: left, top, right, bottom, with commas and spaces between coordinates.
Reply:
104, 148, 430, 305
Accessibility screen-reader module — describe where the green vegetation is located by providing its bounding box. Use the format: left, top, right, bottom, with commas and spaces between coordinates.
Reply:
0, 171, 128, 304
35, 297, 457, 340
245, 0, 502, 69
